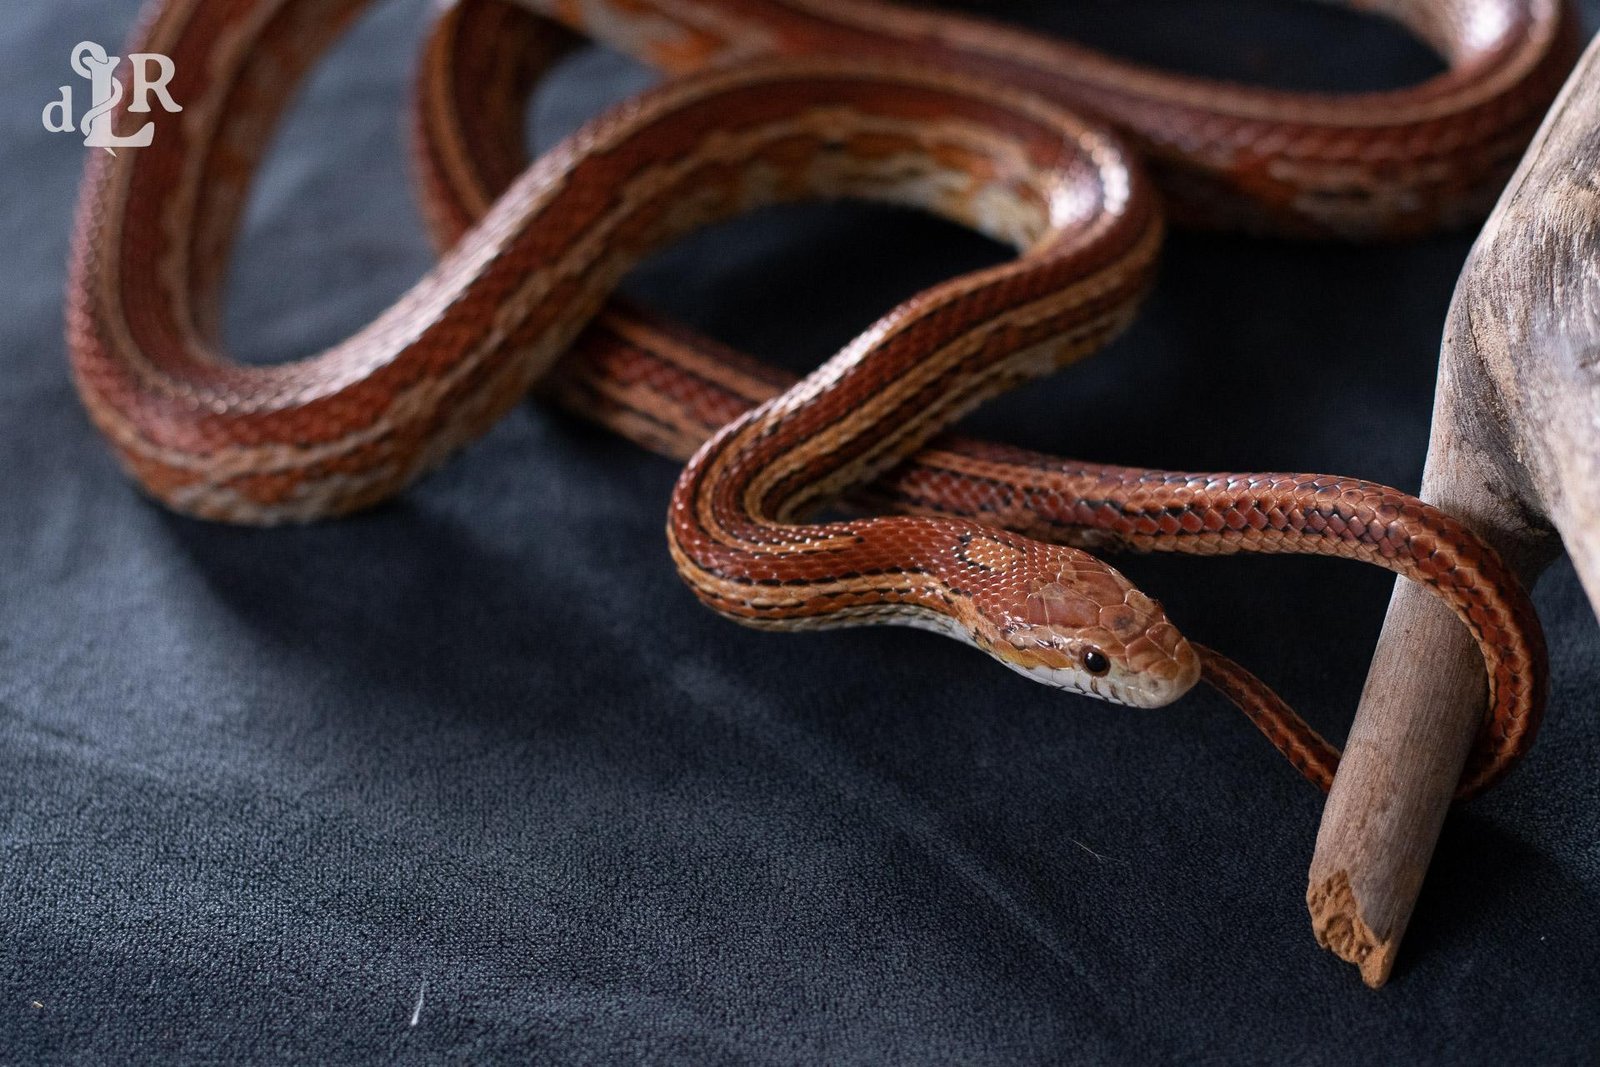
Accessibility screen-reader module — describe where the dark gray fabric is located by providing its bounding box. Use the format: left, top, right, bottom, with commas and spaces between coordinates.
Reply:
3, 1, 1599, 1062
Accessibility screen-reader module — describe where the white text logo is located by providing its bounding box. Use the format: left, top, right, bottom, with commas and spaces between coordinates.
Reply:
43, 42, 181, 154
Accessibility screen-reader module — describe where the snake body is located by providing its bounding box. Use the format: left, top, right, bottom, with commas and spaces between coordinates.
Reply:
68, 0, 1563, 792
522, 0, 1578, 238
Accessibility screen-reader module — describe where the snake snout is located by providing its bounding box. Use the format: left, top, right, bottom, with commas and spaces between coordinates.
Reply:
1117, 623, 1202, 708
1101, 591, 1201, 708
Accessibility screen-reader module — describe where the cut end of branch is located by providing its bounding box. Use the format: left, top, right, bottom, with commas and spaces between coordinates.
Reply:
1308, 870, 1397, 988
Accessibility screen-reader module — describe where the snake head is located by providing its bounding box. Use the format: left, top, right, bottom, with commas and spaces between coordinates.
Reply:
985, 546, 1200, 708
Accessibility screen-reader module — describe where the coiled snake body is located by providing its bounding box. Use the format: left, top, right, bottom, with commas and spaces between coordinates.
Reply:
68, 0, 1570, 793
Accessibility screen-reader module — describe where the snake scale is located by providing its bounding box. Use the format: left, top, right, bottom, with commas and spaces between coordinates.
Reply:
68, 0, 1573, 795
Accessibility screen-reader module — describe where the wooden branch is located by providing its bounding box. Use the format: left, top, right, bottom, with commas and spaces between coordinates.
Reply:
1309, 31, 1600, 987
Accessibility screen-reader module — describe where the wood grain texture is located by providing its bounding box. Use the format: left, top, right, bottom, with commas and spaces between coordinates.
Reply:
1309, 30, 1600, 988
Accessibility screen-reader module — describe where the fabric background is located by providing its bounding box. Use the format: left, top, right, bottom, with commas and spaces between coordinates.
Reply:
3, 1, 1598, 1062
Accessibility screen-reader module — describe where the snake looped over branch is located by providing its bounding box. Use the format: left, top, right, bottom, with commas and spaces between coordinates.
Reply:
68, 0, 1576, 795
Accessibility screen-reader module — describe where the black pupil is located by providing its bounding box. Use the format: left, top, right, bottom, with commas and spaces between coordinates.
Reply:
1083, 649, 1110, 676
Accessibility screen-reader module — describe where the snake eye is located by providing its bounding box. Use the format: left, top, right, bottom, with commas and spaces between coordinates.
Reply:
1082, 647, 1110, 677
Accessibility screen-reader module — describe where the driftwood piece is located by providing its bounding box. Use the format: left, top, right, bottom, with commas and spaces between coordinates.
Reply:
1308, 32, 1600, 987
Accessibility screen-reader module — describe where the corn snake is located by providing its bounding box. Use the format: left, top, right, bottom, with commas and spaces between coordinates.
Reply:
67, 0, 1571, 794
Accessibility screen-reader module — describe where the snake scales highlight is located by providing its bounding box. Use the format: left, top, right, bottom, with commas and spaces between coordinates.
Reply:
68, 0, 1570, 795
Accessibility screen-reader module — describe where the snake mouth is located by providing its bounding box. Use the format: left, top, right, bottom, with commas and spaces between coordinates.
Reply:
988, 635, 1200, 708
990, 614, 1202, 708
